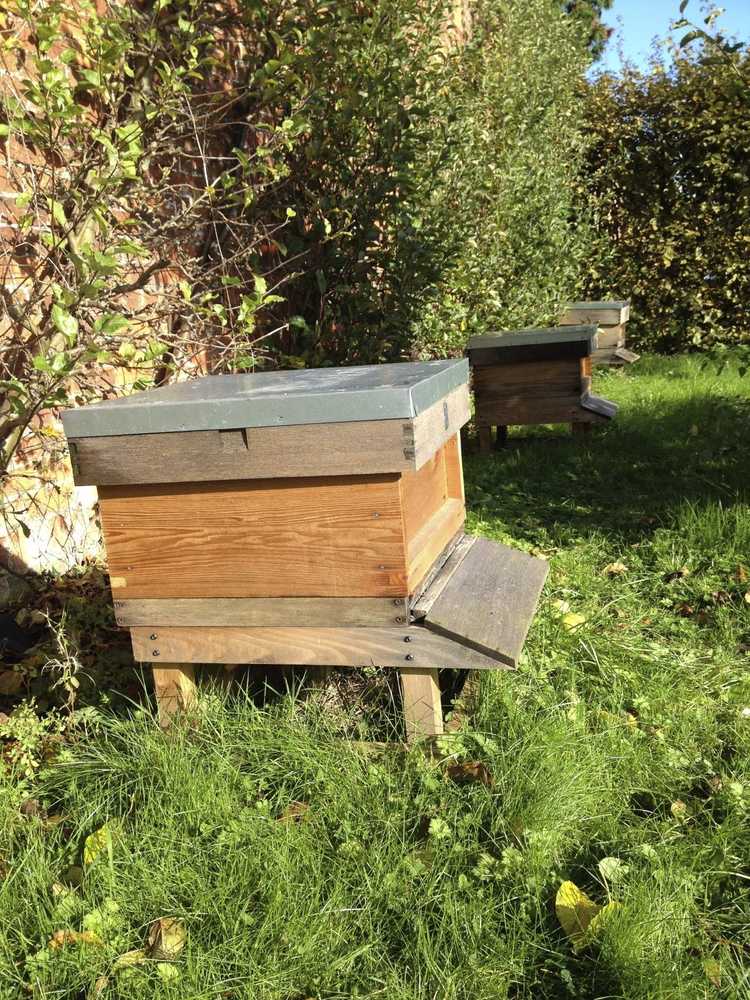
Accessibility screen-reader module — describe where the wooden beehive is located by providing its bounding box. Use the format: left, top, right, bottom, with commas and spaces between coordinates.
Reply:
62, 361, 548, 738
560, 300, 638, 366
467, 326, 618, 452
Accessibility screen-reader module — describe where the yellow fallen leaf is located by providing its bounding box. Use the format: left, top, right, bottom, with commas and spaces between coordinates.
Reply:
49, 929, 102, 950
703, 958, 721, 987
555, 881, 601, 949
562, 612, 587, 632
114, 949, 148, 971
603, 561, 627, 577
147, 917, 187, 961
587, 900, 622, 938
83, 824, 115, 867
744, 591, 750, 605
552, 599, 571, 614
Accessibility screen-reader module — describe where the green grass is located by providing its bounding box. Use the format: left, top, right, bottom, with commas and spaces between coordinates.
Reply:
1, 354, 749, 999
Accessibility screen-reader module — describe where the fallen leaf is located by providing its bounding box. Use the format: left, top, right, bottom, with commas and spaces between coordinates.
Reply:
156, 963, 180, 982
710, 590, 731, 605
20, 798, 46, 819
83, 823, 115, 866
114, 949, 148, 971
603, 561, 627, 577
670, 799, 689, 821
555, 881, 602, 949
49, 929, 102, 950
664, 567, 690, 583
90, 975, 109, 999
278, 801, 311, 824
675, 602, 694, 618
735, 565, 748, 584
598, 856, 629, 883
744, 592, 750, 605
703, 958, 721, 988
562, 612, 587, 632
552, 598, 571, 614
147, 917, 186, 961
689, 424, 699, 436
446, 761, 493, 788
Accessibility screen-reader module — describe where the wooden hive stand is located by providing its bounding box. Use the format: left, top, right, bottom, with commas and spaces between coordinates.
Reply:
62, 361, 549, 740
560, 300, 639, 367
467, 326, 619, 453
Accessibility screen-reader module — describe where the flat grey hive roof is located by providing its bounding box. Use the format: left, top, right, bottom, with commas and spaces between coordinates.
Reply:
62, 359, 469, 438
467, 325, 597, 351
566, 300, 629, 309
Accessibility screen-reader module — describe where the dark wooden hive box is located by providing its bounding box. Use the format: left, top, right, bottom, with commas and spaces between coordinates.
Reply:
467, 326, 619, 451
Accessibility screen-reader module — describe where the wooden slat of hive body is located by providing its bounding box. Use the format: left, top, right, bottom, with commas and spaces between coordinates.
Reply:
131, 624, 506, 670
99, 474, 408, 599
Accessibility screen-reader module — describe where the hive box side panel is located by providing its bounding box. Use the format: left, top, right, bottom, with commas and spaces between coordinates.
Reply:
472, 358, 582, 401
401, 433, 466, 594
99, 475, 408, 599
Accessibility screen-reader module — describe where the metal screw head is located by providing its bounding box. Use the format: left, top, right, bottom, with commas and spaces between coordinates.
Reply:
395, 616, 404, 624
405, 654, 414, 661
152, 649, 160, 657
403, 635, 411, 642
150, 633, 157, 641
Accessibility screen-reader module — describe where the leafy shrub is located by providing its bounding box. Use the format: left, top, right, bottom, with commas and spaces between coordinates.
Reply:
582, 32, 750, 352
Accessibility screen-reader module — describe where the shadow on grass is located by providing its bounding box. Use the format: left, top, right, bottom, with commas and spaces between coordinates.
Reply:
463, 388, 750, 549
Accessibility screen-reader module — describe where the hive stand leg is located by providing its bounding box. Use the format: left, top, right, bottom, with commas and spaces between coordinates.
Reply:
478, 426, 492, 455
152, 664, 197, 728
571, 422, 592, 438
494, 425, 508, 450
401, 668, 444, 742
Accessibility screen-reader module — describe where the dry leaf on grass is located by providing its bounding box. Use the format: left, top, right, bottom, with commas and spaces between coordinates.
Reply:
147, 917, 187, 961
49, 929, 102, 950
83, 823, 115, 866
446, 761, 494, 788
664, 567, 690, 583
278, 801, 311, 824
603, 561, 627, 577
562, 612, 587, 632
114, 949, 148, 971
555, 881, 621, 952
735, 565, 748, 584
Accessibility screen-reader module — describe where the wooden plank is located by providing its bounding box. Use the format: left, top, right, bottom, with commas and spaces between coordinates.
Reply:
131, 624, 508, 671
595, 326, 626, 349
411, 385, 471, 468
151, 664, 196, 728
400, 446, 448, 544
406, 498, 466, 594
114, 597, 408, 628
99, 475, 408, 599
68, 386, 471, 487
421, 536, 549, 668
614, 347, 640, 364
411, 534, 477, 619
401, 668, 443, 740
560, 302, 629, 326
581, 393, 618, 419
476, 398, 607, 426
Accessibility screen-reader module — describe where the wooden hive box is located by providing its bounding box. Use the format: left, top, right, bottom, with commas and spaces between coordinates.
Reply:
560, 300, 638, 366
467, 326, 618, 452
62, 361, 549, 739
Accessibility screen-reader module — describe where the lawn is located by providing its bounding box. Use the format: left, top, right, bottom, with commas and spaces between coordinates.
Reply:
1, 354, 749, 1000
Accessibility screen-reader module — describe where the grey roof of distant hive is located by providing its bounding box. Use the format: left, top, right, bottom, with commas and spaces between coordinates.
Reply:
566, 300, 629, 310
467, 325, 597, 351
61, 359, 469, 438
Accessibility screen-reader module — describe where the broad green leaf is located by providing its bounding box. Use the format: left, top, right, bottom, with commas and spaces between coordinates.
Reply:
51, 304, 78, 343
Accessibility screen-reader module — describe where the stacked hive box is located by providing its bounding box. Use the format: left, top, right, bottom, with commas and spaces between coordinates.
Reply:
560, 300, 638, 366
468, 326, 618, 452
62, 361, 548, 739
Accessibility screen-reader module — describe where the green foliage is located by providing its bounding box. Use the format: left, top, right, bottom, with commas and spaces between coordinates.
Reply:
582, 35, 750, 352
562, 0, 614, 59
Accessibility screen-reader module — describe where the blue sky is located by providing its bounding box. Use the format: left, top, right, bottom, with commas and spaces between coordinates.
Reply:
599, 0, 750, 72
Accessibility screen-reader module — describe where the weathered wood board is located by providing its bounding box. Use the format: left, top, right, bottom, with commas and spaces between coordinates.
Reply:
560, 301, 630, 326
131, 624, 509, 671
419, 536, 549, 668
114, 597, 409, 628
69, 385, 470, 486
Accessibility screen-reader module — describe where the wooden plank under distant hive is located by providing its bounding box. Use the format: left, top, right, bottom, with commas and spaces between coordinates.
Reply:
420, 536, 549, 668
114, 597, 409, 628
99, 475, 407, 599
131, 625, 507, 671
